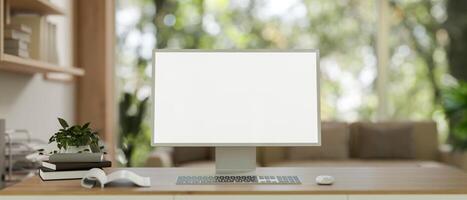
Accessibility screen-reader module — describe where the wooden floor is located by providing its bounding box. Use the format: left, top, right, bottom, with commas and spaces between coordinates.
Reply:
2, 166, 467, 195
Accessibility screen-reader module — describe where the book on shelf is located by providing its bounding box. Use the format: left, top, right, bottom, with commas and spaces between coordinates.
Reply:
6, 24, 32, 34
4, 39, 28, 50
4, 29, 31, 43
41, 160, 111, 171
39, 167, 89, 181
4, 23, 32, 58
4, 48, 29, 58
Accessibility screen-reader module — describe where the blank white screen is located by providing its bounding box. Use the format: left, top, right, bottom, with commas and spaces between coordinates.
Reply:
153, 51, 319, 145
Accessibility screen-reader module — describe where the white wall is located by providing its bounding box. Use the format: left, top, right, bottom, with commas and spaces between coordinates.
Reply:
0, 72, 75, 141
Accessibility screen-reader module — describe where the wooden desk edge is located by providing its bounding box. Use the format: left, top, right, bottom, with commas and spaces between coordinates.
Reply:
3, 166, 467, 195
2, 189, 467, 195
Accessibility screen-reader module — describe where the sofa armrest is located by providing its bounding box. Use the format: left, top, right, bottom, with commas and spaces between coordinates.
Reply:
440, 145, 467, 171
145, 147, 174, 167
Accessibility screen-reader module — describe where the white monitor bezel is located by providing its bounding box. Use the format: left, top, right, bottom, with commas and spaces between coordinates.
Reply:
151, 49, 320, 147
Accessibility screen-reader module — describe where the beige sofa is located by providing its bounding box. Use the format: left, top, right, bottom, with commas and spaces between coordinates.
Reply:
146, 121, 442, 168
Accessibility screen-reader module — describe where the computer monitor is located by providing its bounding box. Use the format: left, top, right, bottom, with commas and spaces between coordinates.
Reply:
152, 50, 320, 174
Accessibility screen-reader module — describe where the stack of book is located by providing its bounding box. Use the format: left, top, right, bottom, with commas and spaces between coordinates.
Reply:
4, 24, 32, 58
39, 153, 111, 181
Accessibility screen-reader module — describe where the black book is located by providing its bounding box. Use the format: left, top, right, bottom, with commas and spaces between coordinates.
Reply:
41, 160, 111, 171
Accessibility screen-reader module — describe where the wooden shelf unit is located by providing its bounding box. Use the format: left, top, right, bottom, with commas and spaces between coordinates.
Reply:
0, 54, 84, 75
0, 0, 84, 77
9, 0, 65, 15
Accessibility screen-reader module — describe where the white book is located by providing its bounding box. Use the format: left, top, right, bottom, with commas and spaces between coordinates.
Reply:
39, 168, 89, 181
4, 48, 30, 58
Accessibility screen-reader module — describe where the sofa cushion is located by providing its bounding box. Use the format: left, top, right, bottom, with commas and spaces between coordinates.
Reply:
178, 160, 216, 168
353, 123, 415, 159
177, 159, 446, 168
266, 159, 445, 168
258, 147, 288, 166
288, 122, 349, 160
173, 147, 211, 166
350, 122, 439, 161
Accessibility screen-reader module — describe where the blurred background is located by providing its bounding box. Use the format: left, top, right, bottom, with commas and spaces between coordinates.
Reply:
115, 0, 467, 166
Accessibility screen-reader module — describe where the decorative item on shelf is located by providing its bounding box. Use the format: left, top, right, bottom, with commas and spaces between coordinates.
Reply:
46, 21, 58, 64
47, 118, 104, 154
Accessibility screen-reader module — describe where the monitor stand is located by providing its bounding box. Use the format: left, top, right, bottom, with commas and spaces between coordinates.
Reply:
215, 147, 256, 174
176, 147, 302, 185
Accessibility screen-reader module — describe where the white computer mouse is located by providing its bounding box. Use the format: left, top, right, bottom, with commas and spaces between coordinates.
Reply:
315, 175, 335, 185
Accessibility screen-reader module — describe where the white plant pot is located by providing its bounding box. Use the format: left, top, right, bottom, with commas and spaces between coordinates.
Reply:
63, 145, 91, 153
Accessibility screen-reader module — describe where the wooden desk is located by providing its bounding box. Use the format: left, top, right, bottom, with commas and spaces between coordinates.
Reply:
1, 166, 467, 200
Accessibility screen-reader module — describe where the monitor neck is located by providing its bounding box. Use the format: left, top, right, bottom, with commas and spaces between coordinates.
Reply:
215, 147, 256, 174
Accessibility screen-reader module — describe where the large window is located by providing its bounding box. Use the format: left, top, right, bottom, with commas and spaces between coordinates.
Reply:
385, 0, 449, 135
116, 0, 449, 166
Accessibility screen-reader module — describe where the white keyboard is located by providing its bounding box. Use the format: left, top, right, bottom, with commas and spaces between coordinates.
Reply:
176, 175, 301, 185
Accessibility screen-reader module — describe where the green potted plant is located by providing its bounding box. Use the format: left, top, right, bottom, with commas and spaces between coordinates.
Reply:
441, 81, 467, 171
48, 118, 101, 153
